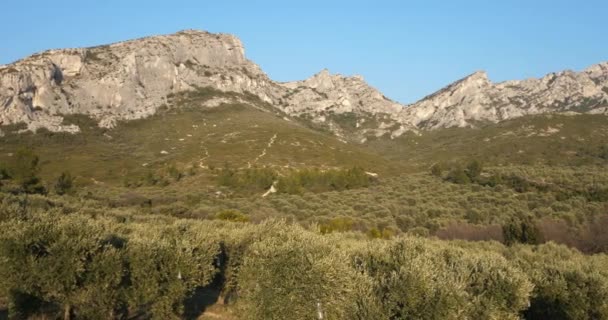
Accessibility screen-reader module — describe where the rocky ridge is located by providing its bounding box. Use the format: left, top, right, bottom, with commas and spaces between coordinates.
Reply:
401, 65, 608, 129
1, 30, 607, 138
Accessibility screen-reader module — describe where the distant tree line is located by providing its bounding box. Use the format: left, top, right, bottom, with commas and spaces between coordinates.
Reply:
217, 165, 375, 194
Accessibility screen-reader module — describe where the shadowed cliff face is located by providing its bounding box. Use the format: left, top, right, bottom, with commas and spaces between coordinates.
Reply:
1, 29, 607, 138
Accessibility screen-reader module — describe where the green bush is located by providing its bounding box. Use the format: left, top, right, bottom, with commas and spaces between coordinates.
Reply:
125, 224, 219, 319
465, 160, 483, 181
513, 244, 608, 320
0, 216, 220, 319
445, 166, 470, 184
217, 166, 277, 193
319, 217, 355, 234
0, 216, 125, 319
356, 239, 532, 320
429, 163, 443, 177
8, 148, 45, 194
237, 225, 369, 320
54, 172, 74, 195
503, 215, 544, 245
215, 209, 249, 222
277, 167, 374, 194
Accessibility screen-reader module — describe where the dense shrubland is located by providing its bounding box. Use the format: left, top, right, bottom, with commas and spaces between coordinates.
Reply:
1, 209, 608, 319
215, 166, 375, 194
0, 134, 607, 318
2, 150, 607, 253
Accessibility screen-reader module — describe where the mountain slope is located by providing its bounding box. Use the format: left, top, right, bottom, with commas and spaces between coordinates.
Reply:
0, 30, 278, 132
402, 65, 608, 129
370, 113, 608, 168
0, 29, 607, 140
0, 87, 399, 185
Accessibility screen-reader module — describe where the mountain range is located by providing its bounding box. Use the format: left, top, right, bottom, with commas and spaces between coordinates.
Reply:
1, 29, 607, 141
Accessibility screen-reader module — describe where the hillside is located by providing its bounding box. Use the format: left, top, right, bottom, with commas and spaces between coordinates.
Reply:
0, 87, 398, 186
371, 113, 608, 168
1, 30, 607, 141
1, 30, 608, 320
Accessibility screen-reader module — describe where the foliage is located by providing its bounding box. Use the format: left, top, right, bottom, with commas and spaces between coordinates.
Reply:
217, 166, 277, 193
8, 148, 45, 194
465, 159, 482, 181
237, 225, 366, 320
54, 172, 74, 195
215, 209, 249, 223
429, 163, 443, 177
276, 167, 374, 194
0, 97, 607, 318
513, 244, 608, 320
0, 215, 219, 319
216, 166, 375, 195
445, 165, 470, 184
0, 207, 607, 319
357, 239, 532, 319
319, 217, 355, 234
503, 215, 544, 246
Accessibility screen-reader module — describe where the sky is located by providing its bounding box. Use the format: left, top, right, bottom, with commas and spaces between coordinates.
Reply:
1, 0, 606, 104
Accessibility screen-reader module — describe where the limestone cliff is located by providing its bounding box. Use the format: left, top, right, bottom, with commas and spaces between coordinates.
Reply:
401, 65, 608, 129
1, 30, 607, 139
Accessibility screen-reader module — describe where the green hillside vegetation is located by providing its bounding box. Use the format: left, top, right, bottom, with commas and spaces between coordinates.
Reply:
371, 114, 608, 167
1, 207, 607, 319
0, 88, 399, 187
1, 89, 608, 318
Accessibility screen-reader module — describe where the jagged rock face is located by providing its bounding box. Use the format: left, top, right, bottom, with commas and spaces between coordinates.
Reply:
0, 30, 277, 131
1, 29, 607, 137
278, 69, 411, 139
401, 64, 608, 129
281, 69, 402, 116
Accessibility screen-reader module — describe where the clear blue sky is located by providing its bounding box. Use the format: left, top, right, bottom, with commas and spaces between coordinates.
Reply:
1, 0, 606, 103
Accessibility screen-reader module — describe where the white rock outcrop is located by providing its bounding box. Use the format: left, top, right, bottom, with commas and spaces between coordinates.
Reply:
400, 65, 608, 129
1, 29, 607, 138
0, 30, 276, 131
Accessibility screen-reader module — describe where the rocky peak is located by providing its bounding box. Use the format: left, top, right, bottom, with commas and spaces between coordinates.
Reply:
422, 71, 490, 100
281, 69, 401, 115
0, 30, 607, 139
0, 30, 273, 131
303, 69, 336, 90
462, 70, 490, 85
401, 62, 608, 129
585, 62, 608, 82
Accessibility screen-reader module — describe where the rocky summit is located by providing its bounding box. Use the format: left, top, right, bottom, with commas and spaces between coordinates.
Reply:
401, 65, 608, 129
1, 29, 607, 138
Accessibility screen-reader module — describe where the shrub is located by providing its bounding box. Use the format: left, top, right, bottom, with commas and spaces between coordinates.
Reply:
435, 223, 504, 242
0, 216, 127, 319
429, 163, 443, 177
514, 244, 608, 320
366, 227, 394, 239
125, 224, 219, 319
445, 166, 470, 184
319, 217, 354, 234
0, 216, 222, 319
503, 215, 544, 245
166, 165, 183, 182
277, 167, 374, 194
9, 148, 45, 194
237, 225, 368, 320
465, 160, 483, 181
54, 172, 74, 195
357, 239, 532, 320
215, 209, 249, 223
217, 166, 277, 193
